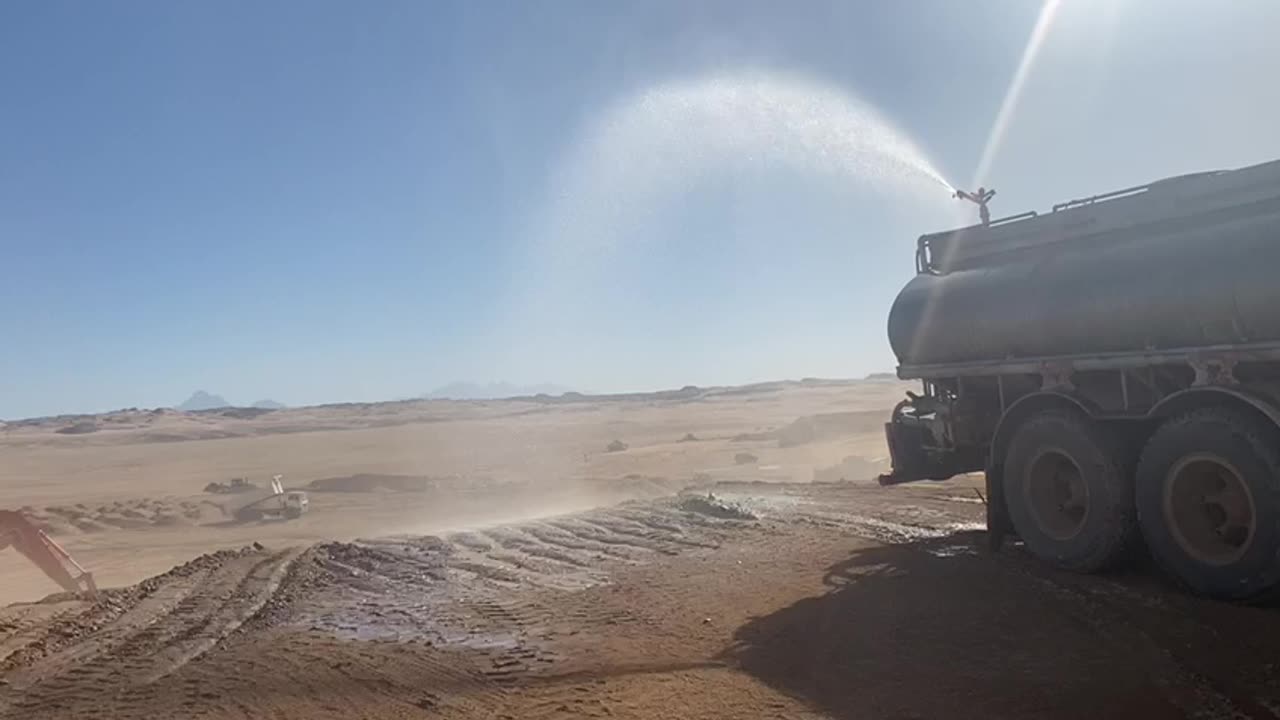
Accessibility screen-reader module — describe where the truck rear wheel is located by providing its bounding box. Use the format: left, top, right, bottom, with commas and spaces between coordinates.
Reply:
1002, 410, 1136, 572
1136, 408, 1280, 600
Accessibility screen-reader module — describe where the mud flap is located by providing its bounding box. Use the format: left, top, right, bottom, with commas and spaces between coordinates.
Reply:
879, 420, 981, 485
878, 421, 937, 485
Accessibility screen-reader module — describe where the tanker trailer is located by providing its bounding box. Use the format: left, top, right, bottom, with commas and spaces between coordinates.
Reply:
880, 157, 1280, 599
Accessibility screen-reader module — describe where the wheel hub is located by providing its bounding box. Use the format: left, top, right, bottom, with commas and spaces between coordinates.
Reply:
1163, 454, 1255, 566
1026, 450, 1090, 540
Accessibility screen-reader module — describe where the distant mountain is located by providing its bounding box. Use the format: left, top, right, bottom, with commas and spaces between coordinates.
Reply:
251, 399, 286, 410
177, 391, 231, 412
424, 381, 574, 400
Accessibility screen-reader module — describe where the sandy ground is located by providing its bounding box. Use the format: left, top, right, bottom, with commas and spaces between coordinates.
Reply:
0, 380, 901, 605
4, 380, 1280, 719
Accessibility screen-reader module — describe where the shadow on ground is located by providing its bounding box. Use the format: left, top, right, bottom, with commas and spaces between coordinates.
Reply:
720, 532, 1280, 720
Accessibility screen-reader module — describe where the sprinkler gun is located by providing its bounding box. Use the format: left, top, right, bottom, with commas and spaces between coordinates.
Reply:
954, 186, 996, 226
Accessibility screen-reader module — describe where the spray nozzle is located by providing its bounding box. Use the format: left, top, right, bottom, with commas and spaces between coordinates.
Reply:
954, 187, 996, 226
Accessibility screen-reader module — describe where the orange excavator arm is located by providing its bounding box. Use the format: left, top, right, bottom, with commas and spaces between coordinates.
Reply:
0, 510, 97, 598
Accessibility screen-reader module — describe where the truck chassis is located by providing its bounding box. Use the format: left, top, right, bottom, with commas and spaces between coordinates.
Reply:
882, 338, 1280, 599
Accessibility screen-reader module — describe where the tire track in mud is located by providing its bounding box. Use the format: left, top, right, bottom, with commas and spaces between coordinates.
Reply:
291, 502, 736, 645
578, 512, 720, 551
0, 602, 89, 666
137, 548, 300, 684
7, 566, 214, 684
611, 506, 699, 535
0, 548, 259, 678
16, 482, 1280, 720
482, 528, 594, 569
791, 503, 985, 557
214, 631, 516, 719
0, 499, 758, 719
0, 548, 299, 719
523, 523, 639, 562
267, 500, 745, 709
544, 518, 679, 556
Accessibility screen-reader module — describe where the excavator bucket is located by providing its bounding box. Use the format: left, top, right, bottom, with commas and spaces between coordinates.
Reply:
0, 510, 98, 598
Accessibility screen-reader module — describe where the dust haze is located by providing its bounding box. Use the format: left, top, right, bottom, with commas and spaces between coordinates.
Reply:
0, 379, 900, 605
5, 379, 1280, 720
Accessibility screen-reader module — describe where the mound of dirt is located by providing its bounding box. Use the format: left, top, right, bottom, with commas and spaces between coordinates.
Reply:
44, 507, 86, 523
734, 452, 759, 465
98, 513, 155, 530
32, 498, 214, 534
152, 512, 192, 527
204, 478, 259, 494
72, 518, 109, 533
775, 411, 885, 447
38, 519, 80, 537
215, 407, 276, 420
307, 474, 439, 493
177, 500, 222, 522
19, 510, 79, 537
55, 421, 99, 435
677, 493, 757, 520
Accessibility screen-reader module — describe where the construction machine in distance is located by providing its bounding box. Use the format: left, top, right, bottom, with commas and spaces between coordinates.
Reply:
879, 157, 1280, 600
1, 473, 305, 599
0, 510, 97, 598
230, 475, 309, 522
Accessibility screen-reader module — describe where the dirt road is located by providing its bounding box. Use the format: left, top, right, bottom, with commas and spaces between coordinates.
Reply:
4, 478, 1280, 720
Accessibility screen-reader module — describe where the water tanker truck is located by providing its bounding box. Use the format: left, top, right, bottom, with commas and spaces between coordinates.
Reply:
880, 158, 1280, 599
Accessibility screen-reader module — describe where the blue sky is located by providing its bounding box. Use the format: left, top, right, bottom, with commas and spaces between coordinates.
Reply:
3, 0, 1280, 418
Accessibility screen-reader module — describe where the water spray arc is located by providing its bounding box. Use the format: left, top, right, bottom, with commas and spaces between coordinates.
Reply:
536, 70, 956, 264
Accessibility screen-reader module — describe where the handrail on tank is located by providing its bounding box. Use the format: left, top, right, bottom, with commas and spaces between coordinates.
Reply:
1053, 184, 1150, 212
988, 210, 1038, 227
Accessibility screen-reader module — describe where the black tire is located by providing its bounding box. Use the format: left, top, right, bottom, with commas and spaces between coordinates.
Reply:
1003, 410, 1137, 572
1135, 408, 1280, 600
